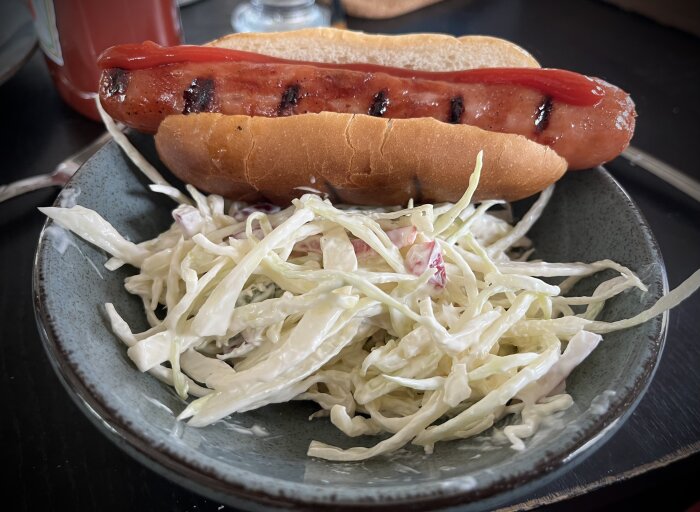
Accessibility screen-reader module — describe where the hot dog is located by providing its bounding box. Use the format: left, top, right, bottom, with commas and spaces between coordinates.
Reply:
97, 29, 636, 205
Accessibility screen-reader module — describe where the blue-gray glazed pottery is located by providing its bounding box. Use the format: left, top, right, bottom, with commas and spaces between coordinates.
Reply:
33, 135, 668, 511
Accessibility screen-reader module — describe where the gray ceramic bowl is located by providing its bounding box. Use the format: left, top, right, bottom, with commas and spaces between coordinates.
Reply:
33, 135, 668, 511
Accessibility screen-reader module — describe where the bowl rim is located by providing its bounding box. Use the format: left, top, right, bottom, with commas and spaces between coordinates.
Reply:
32, 143, 669, 510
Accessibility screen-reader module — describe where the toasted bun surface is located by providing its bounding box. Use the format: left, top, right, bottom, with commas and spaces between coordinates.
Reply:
157, 30, 558, 206
156, 113, 566, 206
206, 28, 540, 71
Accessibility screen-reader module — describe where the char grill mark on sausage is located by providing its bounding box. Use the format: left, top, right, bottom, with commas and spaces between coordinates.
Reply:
368, 90, 389, 117
322, 180, 342, 204
412, 175, 423, 204
105, 68, 129, 97
449, 96, 464, 124
534, 96, 553, 134
99, 60, 636, 169
183, 78, 215, 114
278, 84, 300, 115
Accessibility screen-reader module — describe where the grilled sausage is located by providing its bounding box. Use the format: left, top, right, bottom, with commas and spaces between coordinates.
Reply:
100, 60, 635, 170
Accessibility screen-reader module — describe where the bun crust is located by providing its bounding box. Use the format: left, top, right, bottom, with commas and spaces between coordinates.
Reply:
206, 28, 540, 71
155, 113, 566, 206
154, 29, 561, 206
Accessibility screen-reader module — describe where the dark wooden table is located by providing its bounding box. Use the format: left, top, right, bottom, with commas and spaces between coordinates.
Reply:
2, 0, 699, 510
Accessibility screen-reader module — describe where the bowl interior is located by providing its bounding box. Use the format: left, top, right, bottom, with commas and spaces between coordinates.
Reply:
34, 134, 666, 510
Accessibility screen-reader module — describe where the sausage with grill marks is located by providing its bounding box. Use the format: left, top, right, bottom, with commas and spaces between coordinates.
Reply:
99, 60, 635, 170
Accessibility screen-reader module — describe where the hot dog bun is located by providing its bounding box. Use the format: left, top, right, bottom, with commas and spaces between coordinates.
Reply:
206, 28, 541, 71
154, 29, 566, 206
155, 112, 567, 205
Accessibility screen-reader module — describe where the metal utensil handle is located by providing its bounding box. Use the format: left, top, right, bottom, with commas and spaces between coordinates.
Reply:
0, 132, 111, 204
0, 173, 60, 203
622, 146, 700, 202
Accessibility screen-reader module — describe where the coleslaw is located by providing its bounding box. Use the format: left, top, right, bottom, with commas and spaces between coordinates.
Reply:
39, 108, 700, 461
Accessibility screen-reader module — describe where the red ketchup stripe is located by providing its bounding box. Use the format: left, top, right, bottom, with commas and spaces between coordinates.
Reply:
97, 41, 605, 106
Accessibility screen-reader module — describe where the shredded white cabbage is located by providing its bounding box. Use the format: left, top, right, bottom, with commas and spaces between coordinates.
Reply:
40, 151, 700, 461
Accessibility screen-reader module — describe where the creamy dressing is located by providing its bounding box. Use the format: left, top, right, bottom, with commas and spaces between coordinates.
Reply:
45, 225, 104, 279
588, 389, 617, 415
39, 144, 700, 461
142, 394, 174, 414
220, 421, 270, 437
438, 475, 478, 491
56, 185, 81, 207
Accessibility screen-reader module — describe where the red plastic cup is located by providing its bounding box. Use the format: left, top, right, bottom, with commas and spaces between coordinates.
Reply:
28, 0, 183, 120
